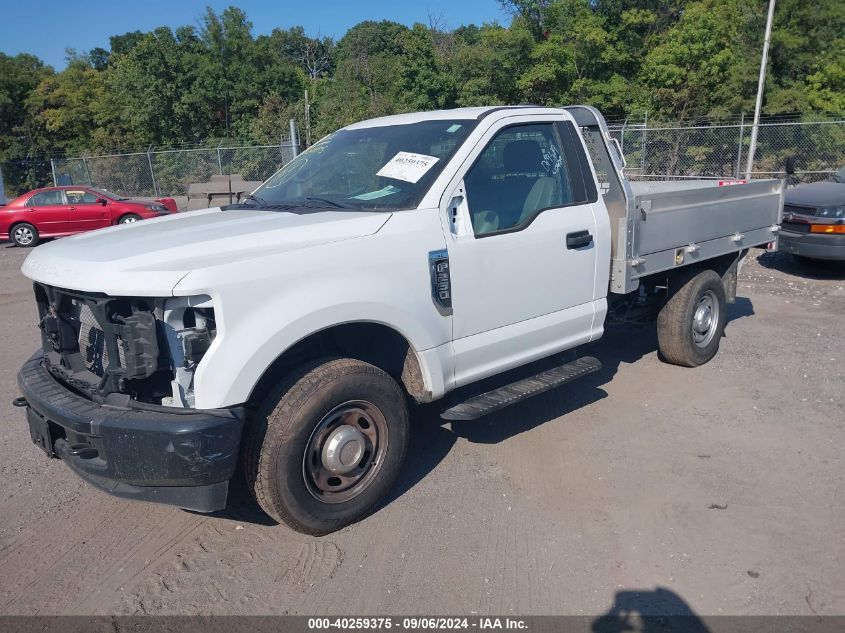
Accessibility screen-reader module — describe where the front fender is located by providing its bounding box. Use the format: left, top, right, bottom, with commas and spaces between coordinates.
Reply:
193, 300, 450, 409
178, 207, 451, 409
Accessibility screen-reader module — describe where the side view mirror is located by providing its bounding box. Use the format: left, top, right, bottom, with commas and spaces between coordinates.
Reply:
96, 198, 108, 205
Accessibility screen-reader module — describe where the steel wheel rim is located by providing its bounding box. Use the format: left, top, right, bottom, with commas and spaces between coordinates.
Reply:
692, 290, 719, 348
14, 227, 33, 245
122, 216, 138, 224
302, 400, 388, 504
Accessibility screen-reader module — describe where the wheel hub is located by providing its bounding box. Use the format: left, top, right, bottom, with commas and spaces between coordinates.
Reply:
15, 227, 33, 244
302, 401, 388, 504
691, 291, 719, 348
694, 302, 713, 333
322, 424, 366, 474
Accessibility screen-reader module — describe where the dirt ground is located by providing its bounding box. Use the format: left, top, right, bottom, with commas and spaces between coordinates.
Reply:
0, 243, 842, 617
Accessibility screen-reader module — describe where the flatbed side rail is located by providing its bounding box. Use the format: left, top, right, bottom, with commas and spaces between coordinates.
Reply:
628, 178, 783, 284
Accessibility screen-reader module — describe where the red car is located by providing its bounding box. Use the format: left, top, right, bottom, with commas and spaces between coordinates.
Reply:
0, 186, 178, 247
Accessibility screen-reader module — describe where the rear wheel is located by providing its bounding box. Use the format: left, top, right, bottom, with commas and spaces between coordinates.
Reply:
657, 269, 727, 367
118, 214, 141, 224
243, 358, 409, 535
11, 223, 39, 247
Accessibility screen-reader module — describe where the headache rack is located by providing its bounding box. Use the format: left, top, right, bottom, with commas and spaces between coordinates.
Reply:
34, 284, 168, 399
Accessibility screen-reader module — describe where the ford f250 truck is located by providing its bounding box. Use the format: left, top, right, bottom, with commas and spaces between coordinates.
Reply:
15, 106, 784, 535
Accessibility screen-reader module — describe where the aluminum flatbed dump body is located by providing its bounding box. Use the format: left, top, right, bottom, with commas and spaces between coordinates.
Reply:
564, 106, 785, 295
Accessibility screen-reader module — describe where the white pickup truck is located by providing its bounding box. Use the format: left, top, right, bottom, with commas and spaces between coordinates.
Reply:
16, 106, 784, 535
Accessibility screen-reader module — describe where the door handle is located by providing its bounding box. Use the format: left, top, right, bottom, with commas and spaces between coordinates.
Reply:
68, 206, 76, 211
566, 230, 593, 249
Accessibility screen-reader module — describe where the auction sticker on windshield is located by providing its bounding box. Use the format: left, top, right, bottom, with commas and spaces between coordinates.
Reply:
377, 152, 439, 183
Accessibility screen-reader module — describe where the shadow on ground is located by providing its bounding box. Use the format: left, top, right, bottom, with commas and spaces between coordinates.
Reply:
756, 250, 845, 280
593, 587, 710, 633
386, 318, 667, 505
726, 296, 755, 323
215, 298, 754, 524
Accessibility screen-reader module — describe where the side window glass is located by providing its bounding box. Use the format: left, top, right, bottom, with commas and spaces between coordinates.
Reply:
66, 190, 95, 204
28, 191, 64, 206
464, 123, 574, 237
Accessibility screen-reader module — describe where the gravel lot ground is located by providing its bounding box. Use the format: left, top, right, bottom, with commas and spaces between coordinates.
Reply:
0, 243, 842, 617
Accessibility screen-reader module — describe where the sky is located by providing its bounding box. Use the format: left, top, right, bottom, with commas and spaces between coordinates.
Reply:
0, 0, 511, 69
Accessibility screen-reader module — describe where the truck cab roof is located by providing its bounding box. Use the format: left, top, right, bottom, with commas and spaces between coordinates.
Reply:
344, 105, 562, 130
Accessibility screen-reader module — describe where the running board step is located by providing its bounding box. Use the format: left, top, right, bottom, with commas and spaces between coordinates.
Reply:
440, 356, 603, 421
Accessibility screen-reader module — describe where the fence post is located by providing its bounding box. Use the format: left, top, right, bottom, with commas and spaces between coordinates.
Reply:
735, 113, 746, 180
50, 159, 58, 186
82, 157, 92, 186
641, 111, 648, 172
147, 146, 159, 197
289, 119, 299, 158
217, 141, 224, 175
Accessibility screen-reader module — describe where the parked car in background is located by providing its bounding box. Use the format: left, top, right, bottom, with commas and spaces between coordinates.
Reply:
779, 171, 845, 261
0, 186, 177, 247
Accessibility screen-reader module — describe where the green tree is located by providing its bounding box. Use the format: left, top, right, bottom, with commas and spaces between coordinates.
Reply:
26, 53, 108, 155
766, 0, 845, 116
451, 24, 533, 106
397, 24, 456, 111
107, 26, 212, 145
0, 53, 52, 157
636, 0, 750, 120
517, 34, 575, 104
109, 31, 146, 57
0, 53, 53, 193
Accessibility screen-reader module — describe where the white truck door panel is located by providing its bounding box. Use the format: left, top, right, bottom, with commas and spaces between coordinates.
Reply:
440, 115, 602, 388
449, 206, 597, 338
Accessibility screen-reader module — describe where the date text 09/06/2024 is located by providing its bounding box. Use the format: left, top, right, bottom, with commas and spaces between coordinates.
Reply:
307, 618, 528, 630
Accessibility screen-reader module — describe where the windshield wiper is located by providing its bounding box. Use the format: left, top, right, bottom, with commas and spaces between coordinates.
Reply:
241, 193, 270, 207
305, 196, 349, 209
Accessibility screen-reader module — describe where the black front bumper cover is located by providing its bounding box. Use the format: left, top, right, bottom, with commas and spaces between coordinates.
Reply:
17, 353, 244, 512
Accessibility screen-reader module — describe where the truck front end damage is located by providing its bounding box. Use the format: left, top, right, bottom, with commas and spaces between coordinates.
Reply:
16, 283, 244, 512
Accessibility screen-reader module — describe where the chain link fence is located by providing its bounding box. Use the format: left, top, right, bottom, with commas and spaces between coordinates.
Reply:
607, 118, 845, 182
7, 117, 841, 202
50, 142, 298, 199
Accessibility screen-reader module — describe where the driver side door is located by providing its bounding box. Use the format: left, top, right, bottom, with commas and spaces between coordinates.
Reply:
441, 115, 604, 389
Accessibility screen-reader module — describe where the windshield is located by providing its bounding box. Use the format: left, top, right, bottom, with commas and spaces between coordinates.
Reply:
250, 119, 478, 211
88, 187, 126, 201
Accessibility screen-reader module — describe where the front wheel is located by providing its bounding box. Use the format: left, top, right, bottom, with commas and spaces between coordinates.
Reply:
657, 269, 727, 367
243, 358, 409, 535
118, 213, 141, 224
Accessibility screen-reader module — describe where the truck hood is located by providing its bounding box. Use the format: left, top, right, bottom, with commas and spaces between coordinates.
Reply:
21, 206, 392, 296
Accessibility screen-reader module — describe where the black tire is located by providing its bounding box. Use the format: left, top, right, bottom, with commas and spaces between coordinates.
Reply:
118, 213, 142, 224
243, 358, 409, 535
10, 222, 39, 247
657, 269, 727, 367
